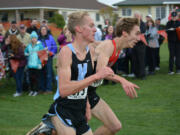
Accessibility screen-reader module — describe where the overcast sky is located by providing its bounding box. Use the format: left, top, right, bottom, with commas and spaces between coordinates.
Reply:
98, 0, 124, 6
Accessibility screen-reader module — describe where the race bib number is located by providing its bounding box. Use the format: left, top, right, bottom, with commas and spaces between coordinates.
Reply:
67, 63, 88, 99
67, 87, 88, 99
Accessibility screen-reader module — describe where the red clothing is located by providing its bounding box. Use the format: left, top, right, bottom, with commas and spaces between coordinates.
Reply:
108, 40, 121, 67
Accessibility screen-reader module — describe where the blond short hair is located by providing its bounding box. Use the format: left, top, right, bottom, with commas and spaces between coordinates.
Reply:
67, 11, 89, 35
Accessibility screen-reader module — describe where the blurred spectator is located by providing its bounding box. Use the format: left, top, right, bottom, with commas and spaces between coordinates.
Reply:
41, 20, 48, 26
0, 24, 5, 36
57, 25, 73, 50
102, 25, 108, 40
0, 24, 6, 48
123, 48, 134, 77
146, 14, 152, 22
177, 10, 180, 21
17, 24, 31, 92
40, 20, 51, 34
133, 11, 146, 79
105, 25, 114, 40
155, 18, 165, 45
168, 7, 179, 21
5, 21, 19, 36
17, 24, 31, 48
166, 11, 180, 74
155, 18, 165, 70
145, 19, 159, 75
2, 35, 26, 97
38, 25, 57, 94
1, 35, 11, 73
24, 31, 44, 96
104, 25, 117, 84
0, 49, 5, 79
105, 19, 110, 26
27, 19, 39, 34
94, 27, 102, 41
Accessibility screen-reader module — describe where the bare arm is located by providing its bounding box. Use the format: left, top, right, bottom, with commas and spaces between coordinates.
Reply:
57, 46, 114, 98
96, 41, 139, 98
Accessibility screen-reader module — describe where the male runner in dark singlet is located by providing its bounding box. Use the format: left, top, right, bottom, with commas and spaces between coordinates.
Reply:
26, 11, 113, 135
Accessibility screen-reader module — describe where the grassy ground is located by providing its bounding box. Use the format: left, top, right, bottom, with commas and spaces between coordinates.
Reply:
0, 43, 180, 135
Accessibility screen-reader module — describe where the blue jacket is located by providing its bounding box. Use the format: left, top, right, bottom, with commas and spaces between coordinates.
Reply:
39, 34, 57, 56
24, 41, 44, 69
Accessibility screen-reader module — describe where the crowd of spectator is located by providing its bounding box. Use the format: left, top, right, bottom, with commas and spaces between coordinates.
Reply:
0, 9, 180, 97
94, 10, 180, 82
0, 19, 58, 97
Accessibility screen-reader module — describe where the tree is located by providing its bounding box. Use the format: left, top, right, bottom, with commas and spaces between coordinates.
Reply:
99, 7, 118, 25
48, 13, 65, 28
112, 13, 119, 26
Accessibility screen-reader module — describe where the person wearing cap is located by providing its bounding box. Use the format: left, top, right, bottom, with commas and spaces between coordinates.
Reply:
145, 14, 153, 29
146, 14, 152, 22
5, 20, 19, 36
17, 24, 31, 48
24, 31, 44, 96
166, 11, 180, 74
17, 24, 31, 92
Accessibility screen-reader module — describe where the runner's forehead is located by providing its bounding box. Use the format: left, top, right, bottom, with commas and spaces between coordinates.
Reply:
82, 16, 94, 26
133, 25, 140, 33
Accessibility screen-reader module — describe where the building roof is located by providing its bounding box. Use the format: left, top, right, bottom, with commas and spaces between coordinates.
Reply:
114, 0, 180, 6
0, 0, 108, 10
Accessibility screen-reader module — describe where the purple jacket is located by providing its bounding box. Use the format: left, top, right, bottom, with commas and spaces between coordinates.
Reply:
57, 34, 71, 46
39, 34, 57, 56
105, 34, 113, 40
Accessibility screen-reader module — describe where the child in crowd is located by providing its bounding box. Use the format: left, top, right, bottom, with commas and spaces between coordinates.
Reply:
24, 31, 44, 96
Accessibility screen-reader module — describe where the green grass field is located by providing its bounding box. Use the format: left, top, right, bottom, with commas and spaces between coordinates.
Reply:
0, 43, 180, 135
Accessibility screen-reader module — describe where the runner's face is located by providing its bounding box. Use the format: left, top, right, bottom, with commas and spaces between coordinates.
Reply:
81, 16, 96, 43
127, 25, 141, 48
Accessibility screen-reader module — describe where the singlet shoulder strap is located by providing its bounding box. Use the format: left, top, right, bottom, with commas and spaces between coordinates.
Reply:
109, 40, 117, 62
86, 46, 89, 52
67, 43, 76, 54
67, 43, 89, 54
108, 40, 121, 65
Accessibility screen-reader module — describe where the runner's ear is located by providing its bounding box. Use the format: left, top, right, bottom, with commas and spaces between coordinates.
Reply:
122, 31, 128, 37
75, 25, 83, 33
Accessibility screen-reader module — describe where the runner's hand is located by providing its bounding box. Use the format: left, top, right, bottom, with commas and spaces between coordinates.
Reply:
121, 79, 140, 99
96, 66, 114, 80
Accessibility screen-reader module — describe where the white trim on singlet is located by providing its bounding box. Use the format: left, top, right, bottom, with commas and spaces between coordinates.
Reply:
67, 43, 89, 54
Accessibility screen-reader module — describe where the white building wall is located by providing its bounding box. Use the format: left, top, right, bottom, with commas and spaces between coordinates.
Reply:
58, 9, 105, 27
